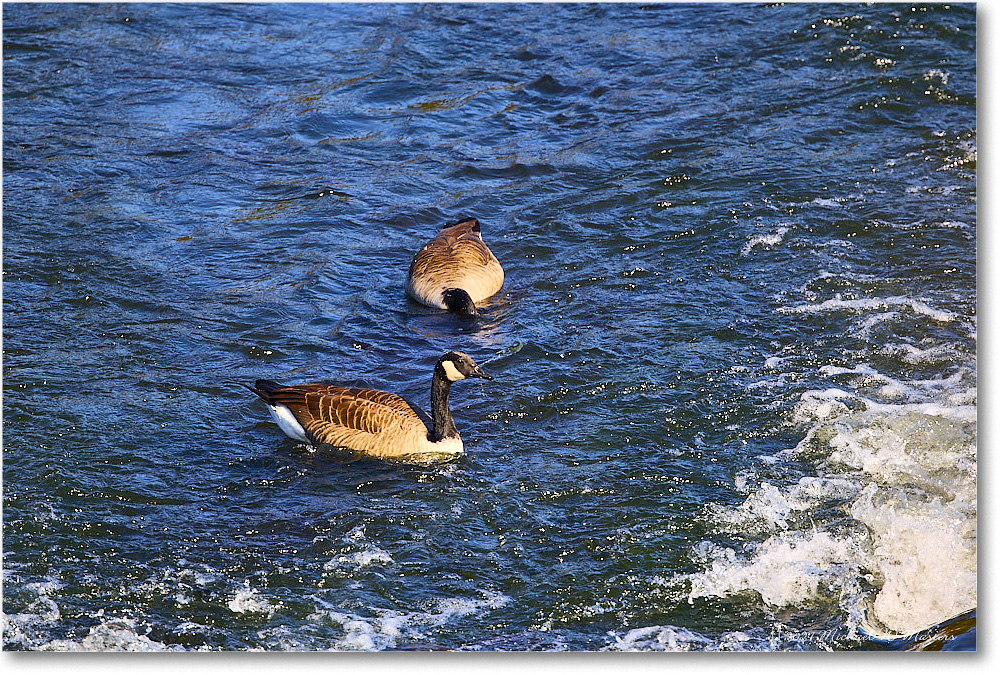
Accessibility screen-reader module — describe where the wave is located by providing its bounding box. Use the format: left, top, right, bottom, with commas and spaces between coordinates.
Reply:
677, 361, 976, 639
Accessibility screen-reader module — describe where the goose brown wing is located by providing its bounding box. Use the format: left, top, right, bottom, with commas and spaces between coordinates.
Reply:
409, 222, 499, 282
263, 384, 429, 448
446, 234, 495, 266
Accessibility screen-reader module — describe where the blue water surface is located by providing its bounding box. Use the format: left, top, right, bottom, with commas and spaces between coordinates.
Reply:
2, 2, 976, 651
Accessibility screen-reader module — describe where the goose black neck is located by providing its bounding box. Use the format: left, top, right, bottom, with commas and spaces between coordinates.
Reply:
429, 369, 459, 442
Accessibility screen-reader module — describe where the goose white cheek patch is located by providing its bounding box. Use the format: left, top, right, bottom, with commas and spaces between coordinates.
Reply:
441, 360, 466, 381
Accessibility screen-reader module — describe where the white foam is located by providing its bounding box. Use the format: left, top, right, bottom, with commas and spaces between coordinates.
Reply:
324, 547, 394, 571
682, 259, 977, 643
36, 617, 186, 652
849, 483, 976, 636
684, 532, 862, 608
307, 590, 510, 651
174, 561, 219, 587
2, 576, 65, 648
763, 356, 785, 370
710, 477, 857, 534
793, 385, 976, 426
228, 586, 278, 617
608, 624, 713, 651
320, 524, 394, 573
818, 363, 885, 379
888, 341, 958, 365
816, 361, 976, 409
683, 366, 977, 638
606, 623, 822, 651
778, 295, 957, 323
740, 227, 789, 257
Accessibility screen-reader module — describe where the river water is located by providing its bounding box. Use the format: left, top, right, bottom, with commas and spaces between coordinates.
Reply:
2, 2, 976, 651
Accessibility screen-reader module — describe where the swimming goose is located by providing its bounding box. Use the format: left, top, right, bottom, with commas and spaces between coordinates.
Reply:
405, 217, 504, 316
247, 351, 493, 462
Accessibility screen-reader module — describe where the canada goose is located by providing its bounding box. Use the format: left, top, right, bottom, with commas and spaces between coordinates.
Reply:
405, 217, 504, 316
247, 351, 493, 462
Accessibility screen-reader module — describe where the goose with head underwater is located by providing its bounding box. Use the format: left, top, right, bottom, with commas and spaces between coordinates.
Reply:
247, 351, 493, 462
405, 217, 504, 316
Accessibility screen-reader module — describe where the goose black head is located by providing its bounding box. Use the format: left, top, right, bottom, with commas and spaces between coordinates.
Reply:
437, 351, 493, 382
442, 288, 477, 316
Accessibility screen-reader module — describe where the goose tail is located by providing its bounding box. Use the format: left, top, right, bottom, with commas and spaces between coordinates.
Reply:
451, 216, 480, 232
246, 379, 283, 403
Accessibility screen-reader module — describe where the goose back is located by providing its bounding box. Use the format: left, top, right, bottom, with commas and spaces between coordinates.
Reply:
405, 218, 504, 310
